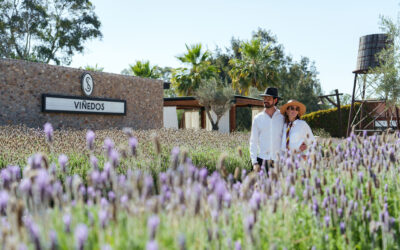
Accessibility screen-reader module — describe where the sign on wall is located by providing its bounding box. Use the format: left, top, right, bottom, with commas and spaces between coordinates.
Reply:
42, 94, 126, 115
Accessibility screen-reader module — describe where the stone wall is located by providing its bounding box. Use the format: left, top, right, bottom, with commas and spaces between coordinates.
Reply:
0, 58, 163, 130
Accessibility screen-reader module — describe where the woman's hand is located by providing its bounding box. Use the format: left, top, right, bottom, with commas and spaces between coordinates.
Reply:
299, 142, 307, 152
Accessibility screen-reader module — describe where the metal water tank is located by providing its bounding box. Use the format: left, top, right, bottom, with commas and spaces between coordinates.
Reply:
354, 33, 390, 73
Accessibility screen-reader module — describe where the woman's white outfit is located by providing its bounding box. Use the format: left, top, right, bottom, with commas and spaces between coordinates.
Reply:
281, 119, 315, 153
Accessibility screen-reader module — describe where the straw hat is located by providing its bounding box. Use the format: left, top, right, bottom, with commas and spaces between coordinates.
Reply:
280, 100, 306, 117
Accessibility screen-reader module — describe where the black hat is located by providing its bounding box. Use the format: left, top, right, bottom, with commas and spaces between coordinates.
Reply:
259, 87, 282, 100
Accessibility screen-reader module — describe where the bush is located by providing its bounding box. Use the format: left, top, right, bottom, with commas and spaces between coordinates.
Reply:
302, 103, 364, 138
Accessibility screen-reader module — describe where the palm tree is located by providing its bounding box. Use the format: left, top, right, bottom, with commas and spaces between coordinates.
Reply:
172, 44, 217, 96
123, 60, 160, 79
229, 38, 277, 95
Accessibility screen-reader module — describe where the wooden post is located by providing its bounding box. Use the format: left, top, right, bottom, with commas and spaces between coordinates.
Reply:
335, 89, 343, 137
347, 73, 358, 136
229, 105, 236, 133
200, 107, 206, 129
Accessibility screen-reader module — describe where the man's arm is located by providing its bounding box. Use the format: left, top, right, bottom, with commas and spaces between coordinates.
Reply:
249, 118, 259, 165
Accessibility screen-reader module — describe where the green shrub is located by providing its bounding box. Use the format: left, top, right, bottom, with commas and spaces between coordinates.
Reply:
302, 103, 364, 138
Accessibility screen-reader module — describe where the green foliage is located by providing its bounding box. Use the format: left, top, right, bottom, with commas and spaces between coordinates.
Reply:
172, 44, 217, 96
121, 60, 160, 79
0, 0, 102, 65
210, 28, 324, 112
195, 79, 234, 130
366, 15, 400, 106
312, 128, 331, 138
235, 107, 252, 131
229, 38, 278, 95
279, 57, 324, 112
302, 103, 363, 137
81, 64, 104, 72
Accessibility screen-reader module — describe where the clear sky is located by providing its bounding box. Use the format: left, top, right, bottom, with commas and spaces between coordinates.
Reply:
70, 0, 400, 95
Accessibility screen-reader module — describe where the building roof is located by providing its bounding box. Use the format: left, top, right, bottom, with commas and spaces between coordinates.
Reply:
164, 95, 264, 109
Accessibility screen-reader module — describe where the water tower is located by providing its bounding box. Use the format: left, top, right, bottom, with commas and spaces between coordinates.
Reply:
346, 33, 398, 136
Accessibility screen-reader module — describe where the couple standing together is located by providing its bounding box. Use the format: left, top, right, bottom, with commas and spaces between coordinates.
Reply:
249, 87, 315, 172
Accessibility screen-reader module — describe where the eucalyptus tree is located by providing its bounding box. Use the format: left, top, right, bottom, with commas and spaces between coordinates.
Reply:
172, 44, 217, 96
229, 38, 278, 95
367, 15, 400, 107
0, 0, 102, 65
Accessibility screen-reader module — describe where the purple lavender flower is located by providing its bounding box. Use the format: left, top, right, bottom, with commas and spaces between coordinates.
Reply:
340, 222, 346, 234
99, 209, 108, 229
90, 155, 99, 170
250, 191, 262, 210
199, 168, 208, 185
337, 208, 343, 218
144, 176, 154, 197
63, 213, 71, 233
36, 169, 50, 200
49, 230, 58, 250
100, 198, 109, 208
7, 165, 21, 181
245, 214, 255, 233
146, 240, 158, 250
159, 172, 167, 185
103, 138, 114, 156
312, 198, 319, 215
74, 224, 89, 250
171, 146, 180, 158
86, 130, 95, 150
358, 172, 364, 183
215, 181, 226, 210
109, 149, 120, 167
26, 221, 41, 250
147, 215, 160, 240
0, 168, 11, 189
289, 186, 296, 198
108, 191, 116, 202
32, 154, 43, 169
129, 137, 138, 156
58, 154, 68, 173
235, 241, 242, 250
18, 244, 28, 250
19, 178, 32, 196
0, 191, 9, 214
44, 122, 54, 143
120, 195, 128, 206
90, 170, 101, 186
324, 215, 330, 227
101, 245, 112, 250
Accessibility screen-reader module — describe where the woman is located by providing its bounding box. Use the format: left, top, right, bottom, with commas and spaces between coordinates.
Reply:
280, 100, 315, 156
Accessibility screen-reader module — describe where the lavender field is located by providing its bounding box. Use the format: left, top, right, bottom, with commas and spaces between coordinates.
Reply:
1, 124, 400, 249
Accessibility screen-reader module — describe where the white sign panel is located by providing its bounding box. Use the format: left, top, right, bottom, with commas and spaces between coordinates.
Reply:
81, 73, 94, 96
42, 94, 126, 115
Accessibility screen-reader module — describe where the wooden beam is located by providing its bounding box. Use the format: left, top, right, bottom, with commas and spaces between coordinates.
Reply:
164, 99, 201, 107
234, 98, 264, 107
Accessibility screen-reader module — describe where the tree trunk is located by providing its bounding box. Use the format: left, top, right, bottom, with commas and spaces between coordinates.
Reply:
212, 123, 219, 131
205, 108, 219, 131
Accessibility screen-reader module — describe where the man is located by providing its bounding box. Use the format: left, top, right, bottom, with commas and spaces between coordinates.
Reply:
249, 87, 284, 173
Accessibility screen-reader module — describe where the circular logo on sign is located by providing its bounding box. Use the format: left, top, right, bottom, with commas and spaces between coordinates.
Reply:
81, 73, 94, 96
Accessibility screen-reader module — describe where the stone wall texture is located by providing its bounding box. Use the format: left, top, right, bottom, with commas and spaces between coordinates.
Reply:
0, 58, 163, 130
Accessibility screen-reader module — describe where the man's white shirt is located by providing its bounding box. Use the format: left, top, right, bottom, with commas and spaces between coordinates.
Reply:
249, 108, 284, 164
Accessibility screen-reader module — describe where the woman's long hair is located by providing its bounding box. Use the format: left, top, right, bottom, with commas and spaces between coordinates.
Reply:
284, 113, 300, 124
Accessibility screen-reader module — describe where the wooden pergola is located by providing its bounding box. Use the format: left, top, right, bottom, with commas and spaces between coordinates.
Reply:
164, 95, 264, 132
